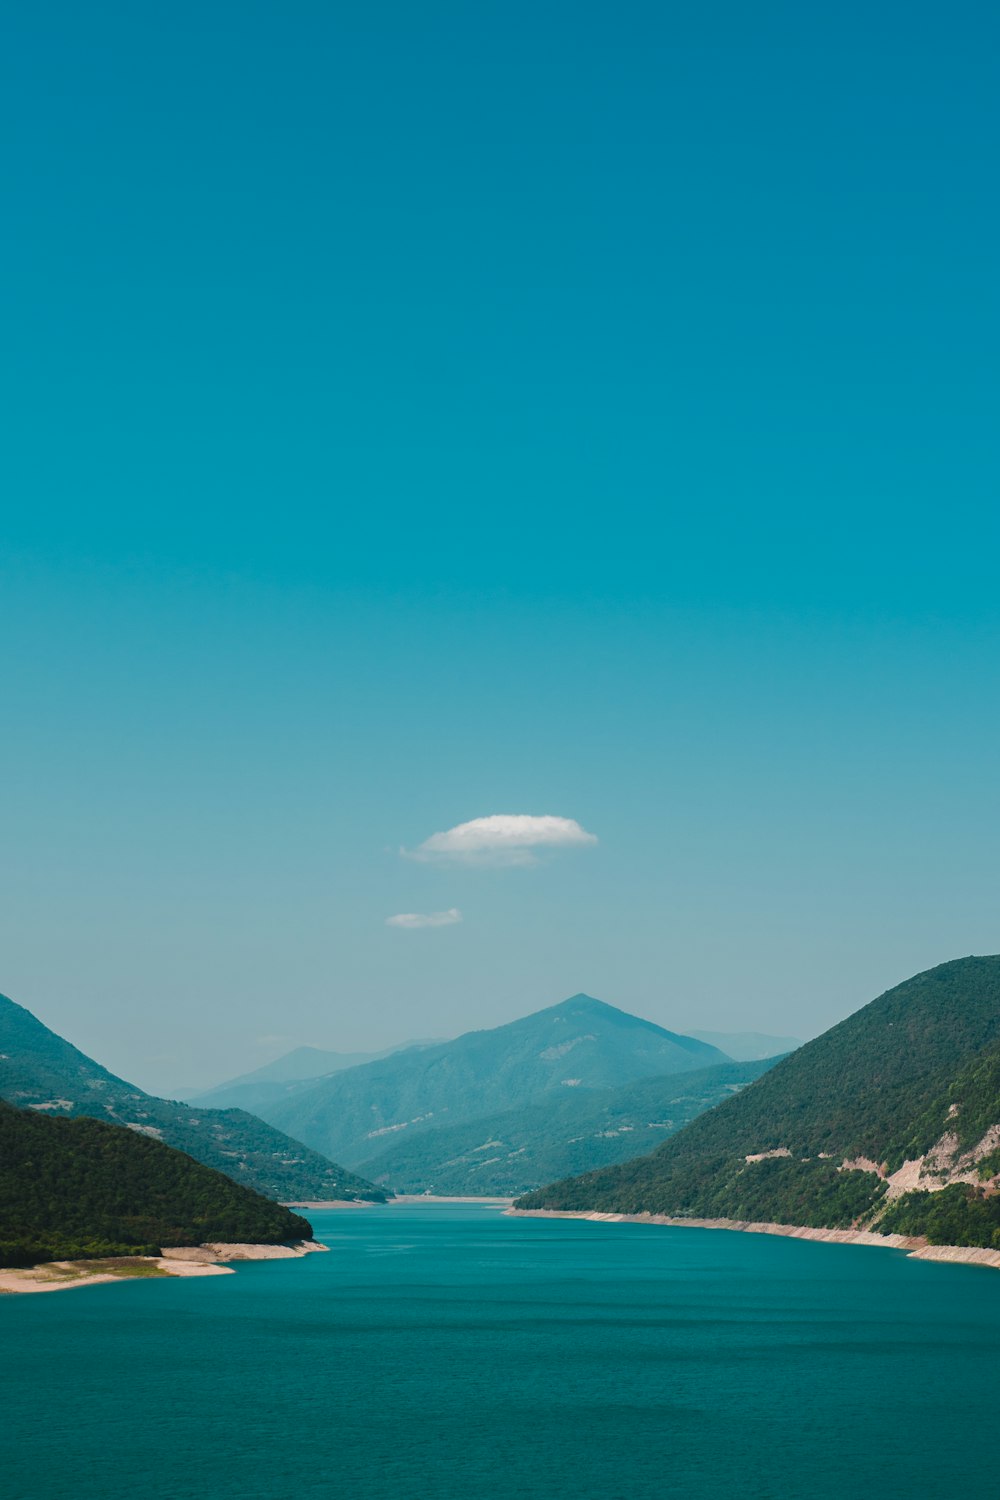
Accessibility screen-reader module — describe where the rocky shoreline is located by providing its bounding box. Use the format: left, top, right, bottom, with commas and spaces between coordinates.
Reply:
507, 1208, 1000, 1271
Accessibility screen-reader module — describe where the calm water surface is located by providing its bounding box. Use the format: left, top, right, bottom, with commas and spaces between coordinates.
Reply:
3, 1202, 999, 1499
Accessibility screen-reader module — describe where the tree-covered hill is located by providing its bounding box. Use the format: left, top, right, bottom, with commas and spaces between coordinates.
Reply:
358, 1057, 779, 1196
0, 992, 385, 1203
0, 1101, 313, 1268
517, 957, 1000, 1250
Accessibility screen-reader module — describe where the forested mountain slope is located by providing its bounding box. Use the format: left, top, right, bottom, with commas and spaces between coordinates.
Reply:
0, 993, 384, 1203
0, 1101, 312, 1267
260, 995, 730, 1166
358, 1057, 779, 1196
518, 958, 1000, 1250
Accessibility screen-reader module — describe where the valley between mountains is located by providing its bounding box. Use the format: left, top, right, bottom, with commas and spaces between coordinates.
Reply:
3, 957, 1000, 1278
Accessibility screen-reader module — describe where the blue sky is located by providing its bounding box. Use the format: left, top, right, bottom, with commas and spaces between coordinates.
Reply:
2, 2, 998, 1091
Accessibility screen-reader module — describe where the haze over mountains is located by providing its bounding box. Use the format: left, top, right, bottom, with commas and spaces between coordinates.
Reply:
180, 1013, 801, 1194
0, 993, 383, 1204
6, 956, 999, 1260
0, 985, 800, 1214
519, 957, 1000, 1252
251, 995, 731, 1168
187, 1039, 444, 1112
688, 1030, 803, 1061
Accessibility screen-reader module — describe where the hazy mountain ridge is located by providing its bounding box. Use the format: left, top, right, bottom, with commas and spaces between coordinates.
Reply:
357, 1057, 780, 1196
0, 993, 385, 1204
517, 958, 1000, 1250
186, 1038, 445, 1109
687, 1030, 803, 1061
0, 1100, 312, 1268
258, 996, 731, 1167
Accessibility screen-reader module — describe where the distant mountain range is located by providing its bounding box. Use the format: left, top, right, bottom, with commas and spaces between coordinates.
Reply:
687, 1030, 803, 1061
0, 1101, 312, 1268
0, 992, 384, 1204
357, 1057, 780, 1196
186, 1039, 444, 1112
518, 957, 1000, 1251
253, 995, 731, 1167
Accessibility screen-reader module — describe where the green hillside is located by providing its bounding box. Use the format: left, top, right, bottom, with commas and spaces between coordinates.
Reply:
0, 1101, 312, 1268
0, 993, 385, 1203
358, 1058, 778, 1196
517, 958, 1000, 1250
260, 995, 731, 1166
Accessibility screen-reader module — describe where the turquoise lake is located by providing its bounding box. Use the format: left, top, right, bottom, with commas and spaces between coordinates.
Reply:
3, 1201, 999, 1499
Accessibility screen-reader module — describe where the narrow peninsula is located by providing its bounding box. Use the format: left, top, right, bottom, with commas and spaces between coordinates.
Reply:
0, 1101, 322, 1293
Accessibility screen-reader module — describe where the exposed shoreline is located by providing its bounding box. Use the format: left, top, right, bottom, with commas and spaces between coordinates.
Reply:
507, 1208, 1000, 1272
0, 1240, 328, 1295
286, 1198, 384, 1208
392, 1194, 515, 1205
287, 1195, 515, 1208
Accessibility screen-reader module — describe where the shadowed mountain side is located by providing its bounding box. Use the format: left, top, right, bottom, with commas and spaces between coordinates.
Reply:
0, 992, 385, 1203
260, 995, 730, 1166
358, 1057, 779, 1196
0, 1101, 313, 1267
517, 957, 1000, 1251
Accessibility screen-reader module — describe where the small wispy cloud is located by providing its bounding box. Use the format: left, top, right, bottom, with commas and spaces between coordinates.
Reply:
385, 908, 463, 930
403, 813, 598, 867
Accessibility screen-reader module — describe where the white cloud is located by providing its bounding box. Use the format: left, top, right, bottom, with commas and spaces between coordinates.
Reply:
385, 908, 463, 930
403, 813, 598, 867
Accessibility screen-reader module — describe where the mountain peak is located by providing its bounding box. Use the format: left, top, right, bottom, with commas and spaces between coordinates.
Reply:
545, 993, 643, 1020
256, 993, 732, 1166
535, 995, 722, 1050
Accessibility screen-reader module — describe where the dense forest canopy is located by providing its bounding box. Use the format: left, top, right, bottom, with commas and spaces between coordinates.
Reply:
0, 1102, 313, 1268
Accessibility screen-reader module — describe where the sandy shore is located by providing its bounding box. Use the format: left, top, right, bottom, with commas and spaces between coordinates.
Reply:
507, 1209, 1000, 1272
286, 1199, 383, 1209
288, 1195, 514, 1207
161, 1240, 329, 1262
0, 1257, 231, 1295
393, 1194, 514, 1205
0, 1240, 328, 1295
